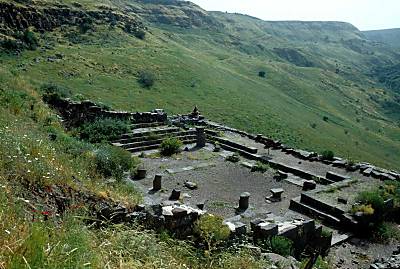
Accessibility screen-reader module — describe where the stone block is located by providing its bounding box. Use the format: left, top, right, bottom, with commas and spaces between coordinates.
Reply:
259, 223, 279, 238
303, 180, 317, 191
169, 189, 181, 200
136, 169, 147, 179
326, 171, 350, 182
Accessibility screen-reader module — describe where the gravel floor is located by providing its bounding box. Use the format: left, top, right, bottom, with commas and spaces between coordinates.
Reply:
329, 237, 397, 269
131, 145, 303, 219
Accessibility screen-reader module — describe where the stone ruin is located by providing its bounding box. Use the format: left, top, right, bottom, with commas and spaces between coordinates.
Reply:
48, 99, 400, 264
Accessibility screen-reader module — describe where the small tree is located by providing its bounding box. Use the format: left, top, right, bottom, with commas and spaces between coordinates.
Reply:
194, 214, 230, 254
258, 71, 266, 78
22, 29, 39, 50
134, 30, 146, 40
138, 70, 155, 88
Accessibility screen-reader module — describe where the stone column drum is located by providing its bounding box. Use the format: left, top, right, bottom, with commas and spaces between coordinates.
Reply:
196, 127, 206, 148
153, 174, 162, 191
239, 192, 250, 210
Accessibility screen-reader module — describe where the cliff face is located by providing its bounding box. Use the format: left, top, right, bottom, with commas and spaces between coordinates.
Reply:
128, 0, 222, 28
0, 1, 145, 36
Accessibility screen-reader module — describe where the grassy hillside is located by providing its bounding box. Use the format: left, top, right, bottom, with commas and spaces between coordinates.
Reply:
364, 28, 400, 48
1, 0, 400, 170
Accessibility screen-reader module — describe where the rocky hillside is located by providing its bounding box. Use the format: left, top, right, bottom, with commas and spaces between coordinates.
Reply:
1, 0, 400, 169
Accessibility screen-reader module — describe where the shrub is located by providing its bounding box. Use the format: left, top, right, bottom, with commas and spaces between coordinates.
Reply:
356, 191, 385, 216
92, 145, 139, 180
79, 17, 94, 34
310, 123, 317, 129
21, 29, 39, 50
251, 161, 270, 173
41, 83, 72, 103
160, 137, 183, 156
258, 71, 266, 78
321, 150, 334, 161
265, 236, 293, 257
1, 38, 21, 51
373, 222, 400, 243
134, 29, 146, 40
226, 152, 240, 163
194, 214, 230, 252
138, 70, 156, 88
79, 118, 130, 143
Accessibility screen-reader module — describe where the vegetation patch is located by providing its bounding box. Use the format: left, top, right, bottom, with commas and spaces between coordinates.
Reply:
160, 137, 183, 156
78, 118, 130, 143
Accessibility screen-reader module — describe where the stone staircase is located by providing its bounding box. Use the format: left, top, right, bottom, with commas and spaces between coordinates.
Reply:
112, 125, 197, 153
289, 186, 359, 231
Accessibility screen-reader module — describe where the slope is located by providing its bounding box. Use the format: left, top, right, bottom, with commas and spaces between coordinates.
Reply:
1, 0, 400, 169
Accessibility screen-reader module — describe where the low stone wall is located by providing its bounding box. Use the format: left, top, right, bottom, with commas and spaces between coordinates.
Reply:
47, 98, 167, 127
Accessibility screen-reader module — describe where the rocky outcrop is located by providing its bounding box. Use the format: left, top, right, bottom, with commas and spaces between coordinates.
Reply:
0, 2, 145, 35
129, 0, 223, 29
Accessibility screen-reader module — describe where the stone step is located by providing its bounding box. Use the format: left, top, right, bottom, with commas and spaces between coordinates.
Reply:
114, 127, 181, 142
125, 137, 196, 153
118, 134, 197, 149
113, 130, 196, 145
131, 122, 165, 129
290, 197, 341, 227
331, 232, 352, 247
300, 193, 345, 219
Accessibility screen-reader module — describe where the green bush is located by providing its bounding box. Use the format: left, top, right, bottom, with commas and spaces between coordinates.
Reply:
160, 137, 183, 156
258, 71, 266, 78
92, 145, 139, 180
373, 222, 400, 243
356, 191, 385, 216
134, 29, 146, 40
79, 118, 130, 143
1, 38, 21, 51
41, 83, 72, 103
267, 236, 293, 257
321, 150, 334, 161
79, 17, 94, 34
194, 214, 231, 252
138, 70, 156, 88
226, 152, 240, 163
21, 29, 39, 50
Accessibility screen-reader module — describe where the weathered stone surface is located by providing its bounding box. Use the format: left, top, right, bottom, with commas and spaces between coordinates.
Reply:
326, 171, 350, 182
184, 181, 198, 190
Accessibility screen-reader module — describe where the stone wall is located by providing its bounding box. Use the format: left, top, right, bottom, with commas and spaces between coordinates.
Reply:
48, 98, 167, 128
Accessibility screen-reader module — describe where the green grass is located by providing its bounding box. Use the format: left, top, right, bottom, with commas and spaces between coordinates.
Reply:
0, 66, 268, 269
2, 0, 398, 169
